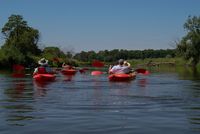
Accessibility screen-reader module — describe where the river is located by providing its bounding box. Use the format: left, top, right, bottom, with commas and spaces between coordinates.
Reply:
0, 67, 200, 134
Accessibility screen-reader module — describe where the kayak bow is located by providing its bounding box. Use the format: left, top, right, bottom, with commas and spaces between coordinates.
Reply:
33, 74, 56, 81
61, 69, 77, 75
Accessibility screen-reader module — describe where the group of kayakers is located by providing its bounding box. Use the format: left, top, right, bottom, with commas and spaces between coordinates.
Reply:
33, 58, 134, 76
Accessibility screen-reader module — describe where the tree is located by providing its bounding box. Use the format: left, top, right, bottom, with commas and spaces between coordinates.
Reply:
177, 16, 200, 67
42, 47, 66, 59
1, 14, 41, 65
42, 46, 67, 66
0, 45, 25, 67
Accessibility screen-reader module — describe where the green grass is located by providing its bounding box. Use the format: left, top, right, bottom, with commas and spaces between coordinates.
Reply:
127, 57, 187, 67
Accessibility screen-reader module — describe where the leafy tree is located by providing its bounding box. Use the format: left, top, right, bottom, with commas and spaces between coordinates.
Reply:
1, 14, 41, 65
43, 47, 66, 58
0, 45, 25, 67
42, 46, 67, 66
177, 16, 200, 67
74, 51, 89, 62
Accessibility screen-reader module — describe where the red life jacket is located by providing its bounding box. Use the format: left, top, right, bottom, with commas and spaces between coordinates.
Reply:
37, 67, 47, 74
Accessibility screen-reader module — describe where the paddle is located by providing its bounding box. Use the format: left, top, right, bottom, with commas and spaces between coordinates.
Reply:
91, 60, 104, 76
135, 68, 150, 75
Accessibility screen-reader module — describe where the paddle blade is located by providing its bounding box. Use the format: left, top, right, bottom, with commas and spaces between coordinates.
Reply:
91, 71, 103, 76
135, 69, 150, 75
92, 60, 104, 67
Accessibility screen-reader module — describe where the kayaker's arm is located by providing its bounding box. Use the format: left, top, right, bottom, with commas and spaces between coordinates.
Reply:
108, 65, 114, 74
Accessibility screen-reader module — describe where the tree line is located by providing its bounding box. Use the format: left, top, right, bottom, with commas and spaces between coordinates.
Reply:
74, 49, 176, 62
0, 14, 199, 68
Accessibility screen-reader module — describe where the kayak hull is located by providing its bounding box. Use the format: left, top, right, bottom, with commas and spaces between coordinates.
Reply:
108, 73, 136, 82
61, 69, 77, 75
33, 74, 56, 81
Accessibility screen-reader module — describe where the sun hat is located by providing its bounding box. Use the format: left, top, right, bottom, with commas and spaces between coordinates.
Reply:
38, 58, 48, 66
124, 61, 130, 66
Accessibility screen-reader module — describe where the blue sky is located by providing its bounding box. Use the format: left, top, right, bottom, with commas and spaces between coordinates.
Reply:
0, 0, 200, 52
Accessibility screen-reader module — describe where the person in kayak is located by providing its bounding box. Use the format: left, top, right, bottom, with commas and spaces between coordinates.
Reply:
109, 59, 131, 74
123, 61, 133, 74
33, 58, 53, 75
62, 62, 75, 70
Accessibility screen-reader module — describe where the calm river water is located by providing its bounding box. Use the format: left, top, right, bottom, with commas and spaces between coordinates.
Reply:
0, 67, 200, 134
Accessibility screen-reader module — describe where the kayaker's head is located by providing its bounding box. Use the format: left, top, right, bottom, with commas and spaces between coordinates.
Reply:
38, 58, 48, 66
118, 59, 124, 65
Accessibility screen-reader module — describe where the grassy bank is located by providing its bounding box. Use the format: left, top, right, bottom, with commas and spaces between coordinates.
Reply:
75, 57, 187, 67
127, 57, 187, 67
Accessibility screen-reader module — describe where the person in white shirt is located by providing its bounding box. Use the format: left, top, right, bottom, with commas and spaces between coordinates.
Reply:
109, 59, 131, 74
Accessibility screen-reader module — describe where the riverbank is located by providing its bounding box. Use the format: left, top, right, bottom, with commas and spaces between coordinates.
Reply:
128, 57, 192, 68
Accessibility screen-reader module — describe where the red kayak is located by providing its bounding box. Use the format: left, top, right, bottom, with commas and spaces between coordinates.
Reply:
61, 69, 77, 75
108, 73, 136, 82
91, 71, 103, 76
33, 74, 56, 81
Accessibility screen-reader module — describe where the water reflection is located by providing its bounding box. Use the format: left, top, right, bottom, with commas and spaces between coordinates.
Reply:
11, 73, 25, 78
109, 82, 132, 96
4, 80, 26, 99
63, 74, 74, 81
33, 80, 51, 88
153, 66, 200, 131
91, 74, 105, 95
91, 78, 134, 113
33, 81, 53, 97
186, 81, 200, 130
137, 78, 148, 88
176, 67, 200, 80
2, 79, 36, 126
91, 78, 104, 107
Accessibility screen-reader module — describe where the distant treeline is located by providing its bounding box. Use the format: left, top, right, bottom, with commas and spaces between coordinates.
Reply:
74, 49, 176, 62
